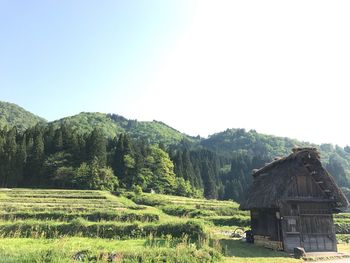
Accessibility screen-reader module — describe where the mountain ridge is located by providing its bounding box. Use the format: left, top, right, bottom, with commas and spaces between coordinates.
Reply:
1, 100, 350, 201
0, 101, 46, 132
2, 100, 347, 148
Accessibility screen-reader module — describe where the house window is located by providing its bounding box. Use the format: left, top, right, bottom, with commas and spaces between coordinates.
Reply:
287, 218, 298, 233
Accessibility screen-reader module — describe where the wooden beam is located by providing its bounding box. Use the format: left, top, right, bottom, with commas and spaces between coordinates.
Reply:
284, 198, 333, 203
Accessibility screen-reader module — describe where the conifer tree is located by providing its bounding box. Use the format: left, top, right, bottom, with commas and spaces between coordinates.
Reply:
86, 128, 107, 167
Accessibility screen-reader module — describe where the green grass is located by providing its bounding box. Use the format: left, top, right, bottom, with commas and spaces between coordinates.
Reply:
1, 188, 349, 262
0, 219, 206, 240
334, 213, 350, 234
0, 211, 159, 222
220, 239, 302, 263
0, 237, 220, 263
0, 188, 219, 262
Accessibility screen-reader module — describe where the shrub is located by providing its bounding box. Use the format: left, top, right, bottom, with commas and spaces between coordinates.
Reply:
75, 161, 119, 191
132, 185, 143, 195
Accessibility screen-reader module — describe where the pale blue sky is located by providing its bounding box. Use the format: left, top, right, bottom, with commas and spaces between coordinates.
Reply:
1, 1, 350, 146
0, 0, 195, 117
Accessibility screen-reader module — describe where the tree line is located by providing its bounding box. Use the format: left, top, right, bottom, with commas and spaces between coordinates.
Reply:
1, 124, 349, 201
0, 124, 235, 198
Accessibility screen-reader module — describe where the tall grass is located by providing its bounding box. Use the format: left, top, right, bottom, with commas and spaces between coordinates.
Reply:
0, 237, 221, 263
0, 220, 207, 240
0, 211, 159, 222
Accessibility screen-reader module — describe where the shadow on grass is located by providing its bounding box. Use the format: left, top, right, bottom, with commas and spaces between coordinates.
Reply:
219, 239, 292, 258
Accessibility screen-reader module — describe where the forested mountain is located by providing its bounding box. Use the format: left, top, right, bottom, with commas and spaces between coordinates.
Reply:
0, 101, 45, 131
51, 112, 197, 146
0, 101, 349, 202
200, 128, 350, 202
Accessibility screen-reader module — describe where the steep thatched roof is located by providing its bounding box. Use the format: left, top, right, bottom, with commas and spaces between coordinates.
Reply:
240, 148, 349, 211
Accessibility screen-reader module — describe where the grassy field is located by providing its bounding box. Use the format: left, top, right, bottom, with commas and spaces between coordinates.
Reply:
0, 188, 349, 262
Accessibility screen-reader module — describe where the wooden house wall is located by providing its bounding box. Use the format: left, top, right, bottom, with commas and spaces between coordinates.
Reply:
251, 209, 281, 241
279, 174, 337, 252
287, 173, 326, 198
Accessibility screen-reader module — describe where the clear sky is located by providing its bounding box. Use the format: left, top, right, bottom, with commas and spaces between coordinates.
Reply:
1, 1, 350, 146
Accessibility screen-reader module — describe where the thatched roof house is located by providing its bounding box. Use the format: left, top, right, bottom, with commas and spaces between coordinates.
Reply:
240, 148, 349, 252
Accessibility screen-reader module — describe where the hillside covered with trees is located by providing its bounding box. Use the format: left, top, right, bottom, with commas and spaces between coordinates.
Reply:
200, 128, 350, 201
0, 101, 45, 132
51, 112, 197, 146
0, 101, 349, 202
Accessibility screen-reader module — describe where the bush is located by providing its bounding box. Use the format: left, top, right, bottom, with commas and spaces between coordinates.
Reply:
175, 178, 193, 197
75, 161, 119, 191
132, 185, 143, 195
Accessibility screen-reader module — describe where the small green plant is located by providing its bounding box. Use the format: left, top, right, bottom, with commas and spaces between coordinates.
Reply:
132, 185, 143, 195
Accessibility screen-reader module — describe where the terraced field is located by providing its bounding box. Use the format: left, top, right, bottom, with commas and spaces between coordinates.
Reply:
0, 189, 349, 262
0, 189, 221, 262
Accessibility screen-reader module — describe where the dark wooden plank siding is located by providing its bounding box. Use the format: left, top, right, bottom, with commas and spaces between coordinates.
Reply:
283, 235, 301, 252
288, 175, 325, 198
251, 209, 281, 241
280, 202, 337, 252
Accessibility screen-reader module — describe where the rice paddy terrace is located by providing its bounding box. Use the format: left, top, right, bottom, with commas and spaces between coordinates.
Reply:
0, 188, 349, 262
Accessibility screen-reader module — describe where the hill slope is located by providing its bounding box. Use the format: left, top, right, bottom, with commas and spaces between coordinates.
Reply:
200, 128, 350, 200
0, 101, 46, 131
201, 128, 350, 177
1, 101, 349, 201
51, 112, 196, 145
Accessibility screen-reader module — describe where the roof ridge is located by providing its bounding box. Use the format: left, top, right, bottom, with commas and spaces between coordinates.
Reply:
252, 148, 320, 177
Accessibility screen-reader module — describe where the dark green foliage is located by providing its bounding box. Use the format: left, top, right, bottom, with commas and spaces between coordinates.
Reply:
73, 160, 119, 191
170, 148, 228, 199
86, 128, 107, 166
201, 128, 296, 158
0, 124, 188, 195
200, 128, 350, 202
175, 178, 193, 197
1, 102, 350, 202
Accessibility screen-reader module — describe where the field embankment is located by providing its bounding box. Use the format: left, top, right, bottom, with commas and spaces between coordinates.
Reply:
0, 188, 349, 262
